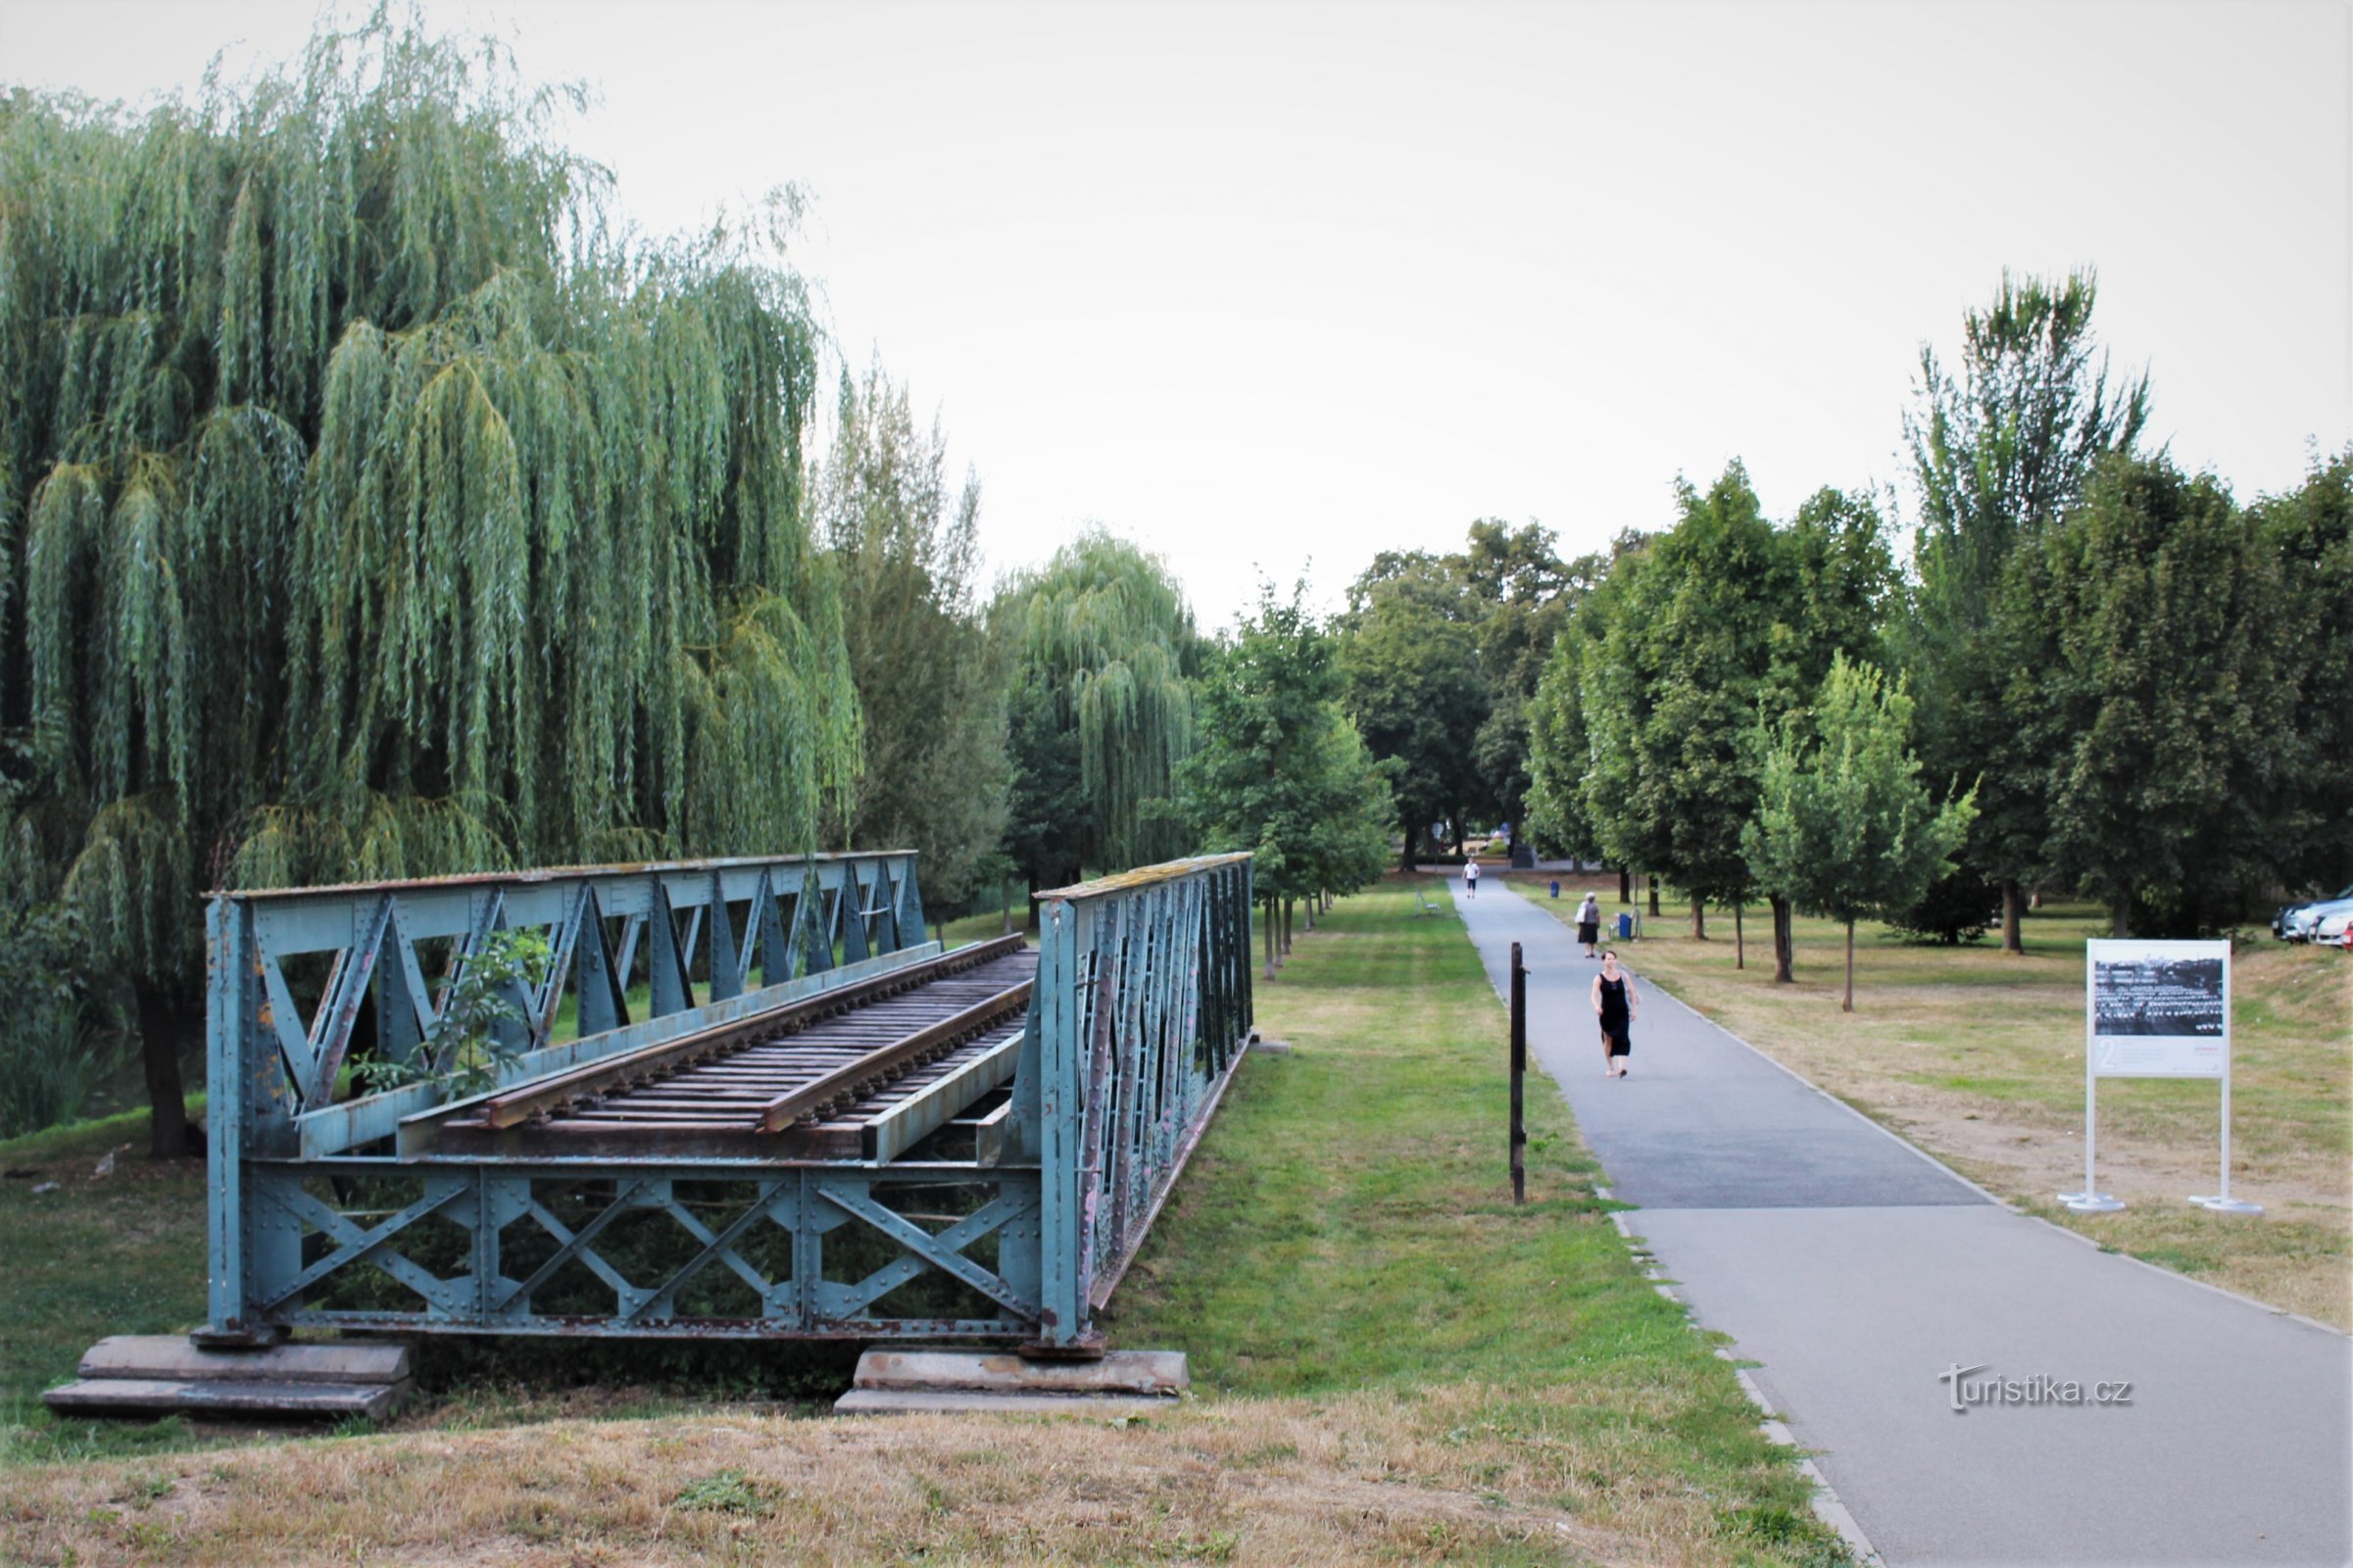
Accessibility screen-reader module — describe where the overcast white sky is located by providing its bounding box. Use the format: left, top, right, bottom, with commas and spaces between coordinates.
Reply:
4, 0, 2348, 625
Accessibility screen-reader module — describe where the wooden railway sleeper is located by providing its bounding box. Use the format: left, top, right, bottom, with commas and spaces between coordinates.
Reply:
753, 982, 1033, 1133
474, 935, 1027, 1128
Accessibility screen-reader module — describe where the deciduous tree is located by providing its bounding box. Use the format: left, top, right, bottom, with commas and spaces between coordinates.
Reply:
815, 361, 1009, 910
2253, 447, 2353, 894
1743, 656, 1975, 1009
1181, 582, 1393, 974
993, 531, 1198, 898
2002, 456, 2294, 936
1336, 559, 1486, 867
1901, 270, 2150, 950
0, 18, 858, 1152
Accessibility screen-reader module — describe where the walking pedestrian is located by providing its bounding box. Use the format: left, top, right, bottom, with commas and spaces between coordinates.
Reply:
1464, 858, 1479, 900
1575, 892, 1601, 957
1591, 951, 1638, 1078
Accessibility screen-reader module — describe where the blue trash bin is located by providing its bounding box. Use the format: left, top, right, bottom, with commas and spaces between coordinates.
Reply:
1548, 879, 1560, 899
1616, 911, 1634, 940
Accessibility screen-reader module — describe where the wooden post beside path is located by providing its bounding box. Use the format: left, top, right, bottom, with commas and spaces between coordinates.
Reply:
1509, 941, 1527, 1204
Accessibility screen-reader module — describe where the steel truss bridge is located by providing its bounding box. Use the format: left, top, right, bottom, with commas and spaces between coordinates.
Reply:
205, 851, 1254, 1352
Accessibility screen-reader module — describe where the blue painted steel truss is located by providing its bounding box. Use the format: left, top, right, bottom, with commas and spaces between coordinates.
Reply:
205, 851, 1252, 1349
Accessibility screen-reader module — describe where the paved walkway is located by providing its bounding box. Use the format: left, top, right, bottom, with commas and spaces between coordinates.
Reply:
1453, 878, 2351, 1567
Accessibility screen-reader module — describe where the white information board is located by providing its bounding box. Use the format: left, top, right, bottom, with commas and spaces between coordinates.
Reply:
2064, 939, 2254, 1214
2086, 938, 2228, 1078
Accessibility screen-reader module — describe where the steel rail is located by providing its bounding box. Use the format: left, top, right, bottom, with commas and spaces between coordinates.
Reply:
753, 983, 1033, 1132
474, 934, 1027, 1129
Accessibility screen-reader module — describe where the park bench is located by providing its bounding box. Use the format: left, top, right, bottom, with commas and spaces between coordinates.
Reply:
1413, 885, 1454, 918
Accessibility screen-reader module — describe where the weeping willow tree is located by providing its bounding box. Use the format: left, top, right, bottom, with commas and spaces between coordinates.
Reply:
0, 17, 859, 1152
993, 530, 1198, 899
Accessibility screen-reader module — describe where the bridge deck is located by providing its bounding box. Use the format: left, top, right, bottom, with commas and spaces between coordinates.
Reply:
200, 852, 1254, 1348
421, 941, 1035, 1162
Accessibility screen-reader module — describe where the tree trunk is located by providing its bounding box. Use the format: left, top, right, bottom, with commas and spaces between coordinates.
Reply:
1264, 899, 1278, 977
135, 981, 190, 1160
1281, 898, 1294, 955
1843, 919, 1856, 1012
2001, 879, 2024, 955
1771, 896, 1794, 984
2109, 894, 2132, 939
1735, 903, 1744, 969
1646, 876, 1660, 917
1618, 866, 1632, 905
1691, 897, 1706, 941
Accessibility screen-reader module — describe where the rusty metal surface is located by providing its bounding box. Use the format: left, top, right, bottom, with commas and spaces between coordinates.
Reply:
421, 949, 1036, 1159
1030, 853, 1252, 903
211, 849, 921, 903
458, 935, 1026, 1132
203, 850, 1253, 1348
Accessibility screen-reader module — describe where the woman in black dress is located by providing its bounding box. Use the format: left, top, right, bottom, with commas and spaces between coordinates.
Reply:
1590, 950, 1638, 1078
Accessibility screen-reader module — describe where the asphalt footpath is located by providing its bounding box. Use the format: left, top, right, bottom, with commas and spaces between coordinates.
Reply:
1451, 875, 2352, 1568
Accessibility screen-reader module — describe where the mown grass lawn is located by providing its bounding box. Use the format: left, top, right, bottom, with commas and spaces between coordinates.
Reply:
2, 882, 1850, 1566
1107, 880, 1851, 1564
1521, 873, 2352, 1329
0, 1105, 212, 1469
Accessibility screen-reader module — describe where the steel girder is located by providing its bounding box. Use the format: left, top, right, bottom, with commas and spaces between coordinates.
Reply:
204, 851, 1252, 1348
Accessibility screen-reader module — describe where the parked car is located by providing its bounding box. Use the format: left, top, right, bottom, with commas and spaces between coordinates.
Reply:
2315, 906, 2353, 946
2274, 883, 2353, 941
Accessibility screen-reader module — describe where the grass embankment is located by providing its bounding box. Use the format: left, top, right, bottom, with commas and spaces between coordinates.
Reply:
2, 882, 1848, 1566
1523, 873, 2352, 1328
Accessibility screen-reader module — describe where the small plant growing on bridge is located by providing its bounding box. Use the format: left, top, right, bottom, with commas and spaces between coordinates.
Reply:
357, 929, 554, 1101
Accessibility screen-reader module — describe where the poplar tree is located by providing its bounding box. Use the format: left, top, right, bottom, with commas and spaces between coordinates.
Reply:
1902, 270, 2150, 951
814, 361, 1009, 908
0, 19, 858, 1152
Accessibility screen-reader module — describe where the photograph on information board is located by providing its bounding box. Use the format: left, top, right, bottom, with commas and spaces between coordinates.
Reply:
2090, 951, 2225, 1037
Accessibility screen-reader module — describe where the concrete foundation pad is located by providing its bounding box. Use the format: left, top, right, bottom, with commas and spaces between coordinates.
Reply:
76, 1335, 412, 1386
851, 1348, 1188, 1395
834, 1389, 1178, 1417
43, 1377, 411, 1421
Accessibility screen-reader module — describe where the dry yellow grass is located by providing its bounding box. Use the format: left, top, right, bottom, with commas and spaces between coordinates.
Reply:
2, 884, 1844, 1567
0, 1396, 1685, 1566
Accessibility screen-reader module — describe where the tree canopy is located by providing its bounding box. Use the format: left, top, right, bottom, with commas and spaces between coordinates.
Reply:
1899, 268, 2150, 948
815, 360, 1008, 908
2001, 455, 2297, 935
1744, 655, 1974, 1008
1181, 581, 1393, 917
992, 530, 1199, 891
0, 17, 858, 1149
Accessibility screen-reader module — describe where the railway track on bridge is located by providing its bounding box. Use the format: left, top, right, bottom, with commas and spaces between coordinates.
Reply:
420, 934, 1036, 1162
189, 852, 1253, 1349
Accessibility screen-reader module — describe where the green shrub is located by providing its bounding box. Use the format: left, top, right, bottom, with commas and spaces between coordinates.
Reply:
0, 902, 116, 1137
